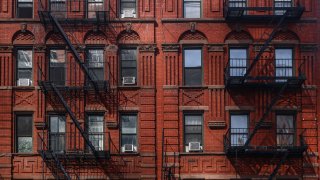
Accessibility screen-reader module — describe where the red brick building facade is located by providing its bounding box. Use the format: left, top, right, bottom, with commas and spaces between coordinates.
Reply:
0, 0, 319, 179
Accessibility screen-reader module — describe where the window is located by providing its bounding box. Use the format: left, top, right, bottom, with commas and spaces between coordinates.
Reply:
121, 114, 137, 152
184, 49, 202, 86
229, 48, 247, 77
274, 0, 292, 15
87, 49, 104, 81
16, 115, 33, 153
120, 49, 137, 85
17, 50, 33, 86
275, 48, 293, 82
50, 50, 66, 86
120, 0, 137, 18
17, 0, 33, 18
183, 0, 201, 18
229, 0, 247, 8
49, 115, 66, 152
87, 115, 104, 151
88, 0, 104, 18
230, 114, 248, 146
277, 114, 295, 146
184, 114, 202, 152
50, 0, 66, 18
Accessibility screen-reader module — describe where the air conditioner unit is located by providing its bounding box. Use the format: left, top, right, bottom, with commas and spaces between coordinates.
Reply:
122, 77, 136, 85
124, 144, 134, 152
121, 9, 136, 18
18, 78, 31, 86
188, 142, 201, 152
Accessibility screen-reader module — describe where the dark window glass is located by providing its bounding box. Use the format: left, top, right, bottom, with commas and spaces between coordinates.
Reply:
50, 50, 66, 86
120, 0, 136, 18
229, 49, 247, 77
275, 0, 292, 15
87, 115, 104, 151
16, 115, 33, 153
184, 49, 202, 86
17, 50, 33, 86
121, 114, 137, 152
184, 114, 202, 146
277, 115, 295, 146
275, 49, 293, 82
49, 115, 65, 152
230, 114, 248, 146
17, 0, 33, 18
229, 0, 247, 7
88, 0, 104, 18
184, 0, 201, 18
50, 0, 66, 18
121, 49, 137, 85
87, 49, 104, 81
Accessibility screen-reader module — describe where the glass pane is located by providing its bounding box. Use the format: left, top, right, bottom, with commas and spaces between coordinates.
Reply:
18, 69, 32, 79
50, 50, 65, 64
50, 135, 65, 152
121, 49, 137, 61
122, 68, 137, 78
121, 115, 137, 134
50, 67, 65, 85
122, 61, 137, 68
229, 0, 247, 7
277, 134, 294, 146
184, 68, 202, 85
17, 6, 33, 18
18, 50, 32, 68
17, 115, 32, 136
185, 126, 202, 134
18, 0, 33, 2
50, 116, 65, 133
18, 137, 32, 153
89, 135, 104, 150
230, 49, 247, 59
276, 49, 292, 61
121, 134, 137, 146
184, 49, 201, 67
185, 115, 202, 125
231, 115, 248, 130
89, 68, 104, 81
88, 50, 104, 67
184, 2, 201, 18
88, 116, 104, 133
277, 115, 294, 130
231, 134, 247, 146
185, 134, 202, 145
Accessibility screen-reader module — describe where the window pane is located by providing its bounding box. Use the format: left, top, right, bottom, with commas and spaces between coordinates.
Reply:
89, 68, 104, 81
121, 135, 137, 146
277, 115, 294, 129
231, 115, 248, 129
50, 116, 65, 133
121, 115, 137, 134
17, 1, 33, 18
184, 68, 202, 85
18, 137, 32, 153
184, 49, 201, 67
87, 50, 104, 68
18, 50, 32, 68
121, 49, 137, 60
185, 115, 202, 125
50, 50, 65, 64
88, 115, 104, 133
18, 69, 32, 79
17, 115, 32, 136
276, 49, 293, 79
185, 126, 202, 134
50, 134, 65, 152
184, 1, 201, 18
275, 49, 292, 60
122, 61, 137, 68
122, 68, 137, 78
185, 134, 202, 144
231, 134, 247, 146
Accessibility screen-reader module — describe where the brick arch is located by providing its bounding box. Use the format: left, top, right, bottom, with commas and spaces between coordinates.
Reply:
12, 30, 35, 45
224, 30, 253, 43
45, 31, 65, 45
272, 30, 300, 43
117, 30, 140, 44
84, 30, 107, 45
178, 30, 208, 43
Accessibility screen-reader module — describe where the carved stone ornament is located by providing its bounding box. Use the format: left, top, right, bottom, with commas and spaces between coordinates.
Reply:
300, 44, 318, 52
161, 44, 179, 52
208, 121, 226, 129
34, 44, 46, 52
126, 22, 133, 33
138, 44, 157, 52
106, 44, 118, 52
190, 22, 196, 33
21, 23, 27, 32
0, 45, 14, 52
207, 44, 224, 52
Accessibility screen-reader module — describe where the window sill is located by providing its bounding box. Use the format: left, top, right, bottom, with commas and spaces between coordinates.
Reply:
117, 152, 140, 156
12, 86, 35, 90
118, 85, 140, 90
161, 18, 225, 23
179, 85, 208, 89
12, 152, 38, 156
179, 151, 226, 156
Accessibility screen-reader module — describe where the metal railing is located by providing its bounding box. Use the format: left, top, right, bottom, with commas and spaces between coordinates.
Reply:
224, 58, 306, 85
224, 128, 307, 152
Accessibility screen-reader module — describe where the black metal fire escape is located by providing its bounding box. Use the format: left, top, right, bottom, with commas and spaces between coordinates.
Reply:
223, 0, 306, 178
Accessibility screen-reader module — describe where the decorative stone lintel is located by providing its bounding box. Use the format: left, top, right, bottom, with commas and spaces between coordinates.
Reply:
85, 105, 107, 112
106, 44, 118, 52
106, 121, 118, 129
259, 121, 272, 128
208, 121, 226, 129
208, 44, 224, 52
162, 44, 180, 52
225, 106, 255, 111
138, 44, 157, 52
34, 44, 46, 52
300, 44, 318, 52
179, 106, 209, 111
0, 45, 14, 52
253, 44, 273, 52
35, 122, 47, 130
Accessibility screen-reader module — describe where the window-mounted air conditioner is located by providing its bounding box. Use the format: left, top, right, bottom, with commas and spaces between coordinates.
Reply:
122, 77, 136, 85
123, 144, 134, 152
121, 9, 136, 18
18, 78, 31, 86
188, 142, 201, 152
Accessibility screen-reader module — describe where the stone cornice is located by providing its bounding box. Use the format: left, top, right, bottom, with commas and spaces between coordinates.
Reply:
162, 44, 180, 52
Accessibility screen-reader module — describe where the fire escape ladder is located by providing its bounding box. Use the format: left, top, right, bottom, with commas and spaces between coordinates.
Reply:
244, 82, 289, 147
242, 11, 289, 83
38, 134, 71, 180
268, 151, 289, 180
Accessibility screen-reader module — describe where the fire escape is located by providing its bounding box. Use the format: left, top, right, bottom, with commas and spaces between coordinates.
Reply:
36, 0, 125, 179
223, 0, 306, 179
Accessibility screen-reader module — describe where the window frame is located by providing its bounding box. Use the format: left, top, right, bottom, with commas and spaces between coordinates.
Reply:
120, 113, 138, 153
229, 112, 249, 147
276, 112, 296, 147
15, 114, 33, 153
16, 0, 34, 19
274, 0, 293, 15
49, 48, 67, 86
183, 0, 202, 18
16, 48, 33, 86
183, 47, 203, 86
228, 47, 248, 77
183, 112, 203, 152
48, 114, 66, 153
49, 0, 67, 18
120, 47, 138, 86
86, 48, 105, 82
119, 0, 137, 18
86, 114, 105, 151
87, 0, 105, 19
274, 47, 294, 81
